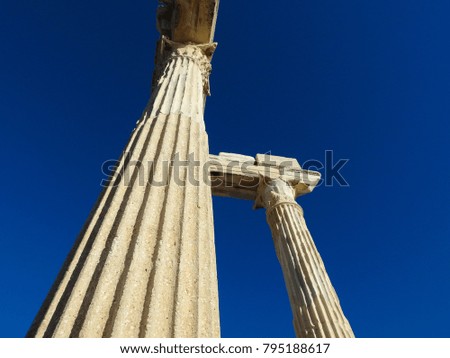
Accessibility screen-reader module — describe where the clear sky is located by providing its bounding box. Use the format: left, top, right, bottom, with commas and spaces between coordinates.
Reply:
1, 1, 449, 338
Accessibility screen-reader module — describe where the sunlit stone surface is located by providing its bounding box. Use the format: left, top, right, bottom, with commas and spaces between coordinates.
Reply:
256, 177, 354, 338
28, 1, 354, 338
27, 0, 220, 338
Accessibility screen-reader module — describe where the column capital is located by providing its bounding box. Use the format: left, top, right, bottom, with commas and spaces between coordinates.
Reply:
255, 178, 303, 216
153, 37, 217, 96
209, 153, 321, 202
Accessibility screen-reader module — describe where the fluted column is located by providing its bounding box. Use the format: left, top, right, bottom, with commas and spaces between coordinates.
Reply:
27, 38, 220, 338
257, 178, 354, 338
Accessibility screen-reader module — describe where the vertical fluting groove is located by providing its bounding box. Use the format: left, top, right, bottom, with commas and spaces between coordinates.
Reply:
166, 112, 193, 337
271, 207, 325, 337
108, 119, 191, 337
137, 62, 198, 338
101, 179, 152, 338
285, 208, 337, 337
141, 60, 197, 337
196, 130, 208, 336
136, 121, 179, 338
282, 206, 338, 337
139, 227, 161, 337
41, 113, 152, 338
68, 114, 169, 338
196, 63, 217, 336
206, 135, 220, 337
148, 60, 177, 117
102, 115, 178, 337
162, 114, 196, 332
180, 58, 194, 117
197, 130, 219, 337
140, 114, 187, 337
49, 115, 160, 337
271, 207, 319, 337
172, 118, 200, 337
300, 217, 354, 337
291, 207, 350, 337
302, 220, 345, 312
171, 119, 196, 337
30, 41, 220, 338
275, 205, 334, 337
267, 200, 354, 338
160, 59, 184, 115
272, 210, 310, 337
29, 116, 149, 337
197, 154, 211, 336
78, 56, 180, 336
192, 60, 202, 124
76, 56, 190, 338
170, 57, 188, 113
27, 186, 109, 337
272, 209, 317, 336
106, 130, 170, 337
288, 207, 346, 337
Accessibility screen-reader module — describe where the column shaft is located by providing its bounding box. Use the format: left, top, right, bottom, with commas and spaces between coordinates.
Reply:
260, 179, 354, 338
27, 42, 220, 338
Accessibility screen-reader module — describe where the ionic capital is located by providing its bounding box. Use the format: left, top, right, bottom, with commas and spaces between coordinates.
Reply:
255, 178, 303, 214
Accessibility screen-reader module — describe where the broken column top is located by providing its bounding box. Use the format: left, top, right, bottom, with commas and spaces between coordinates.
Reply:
157, 0, 220, 44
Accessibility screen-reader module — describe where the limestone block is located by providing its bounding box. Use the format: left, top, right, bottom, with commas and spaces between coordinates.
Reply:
255, 153, 302, 170
218, 152, 255, 163
157, 0, 220, 44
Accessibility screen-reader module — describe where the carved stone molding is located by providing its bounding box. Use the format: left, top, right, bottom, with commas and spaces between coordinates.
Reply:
153, 37, 217, 96
255, 178, 304, 215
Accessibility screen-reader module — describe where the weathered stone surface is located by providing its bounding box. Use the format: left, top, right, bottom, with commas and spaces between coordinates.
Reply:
217, 152, 255, 163
255, 153, 302, 170
256, 178, 354, 338
157, 0, 219, 44
27, 27, 220, 338
27, 0, 354, 339
209, 154, 321, 201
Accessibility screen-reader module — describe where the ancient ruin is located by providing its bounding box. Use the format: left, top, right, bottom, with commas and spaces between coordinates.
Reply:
27, 0, 354, 338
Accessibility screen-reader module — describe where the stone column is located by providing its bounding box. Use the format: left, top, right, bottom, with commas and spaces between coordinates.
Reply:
257, 178, 354, 338
27, 38, 220, 338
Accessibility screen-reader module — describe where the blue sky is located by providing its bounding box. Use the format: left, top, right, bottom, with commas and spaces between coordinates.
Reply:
1, 1, 449, 338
